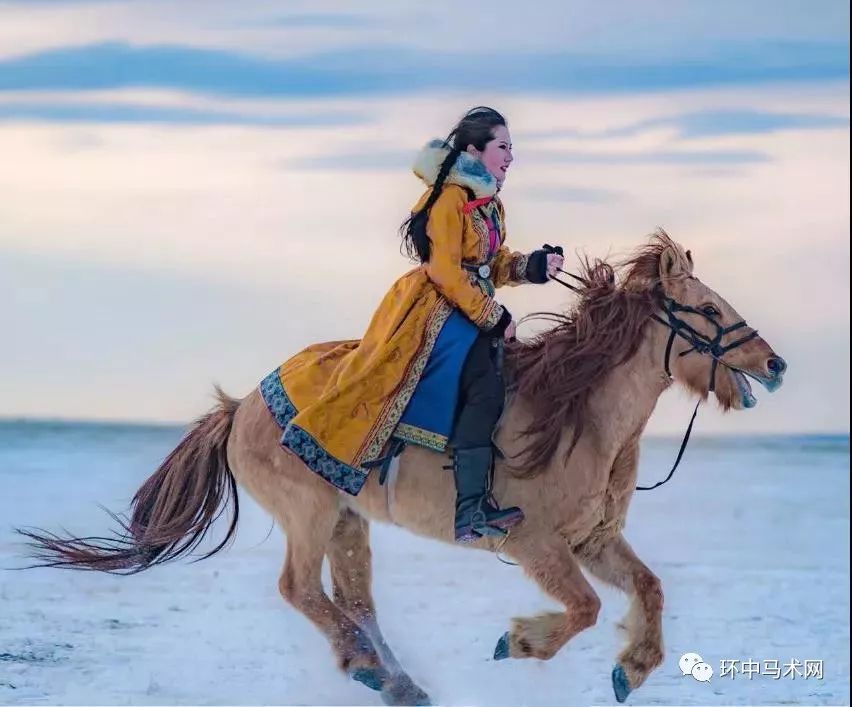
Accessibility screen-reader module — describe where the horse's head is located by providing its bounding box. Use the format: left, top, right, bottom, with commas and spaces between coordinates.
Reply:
655, 239, 787, 410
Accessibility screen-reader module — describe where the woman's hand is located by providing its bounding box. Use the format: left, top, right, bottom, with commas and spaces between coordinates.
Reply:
504, 319, 517, 342
546, 252, 564, 278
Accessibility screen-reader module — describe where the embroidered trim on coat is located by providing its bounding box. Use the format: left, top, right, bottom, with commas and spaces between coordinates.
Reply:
260, 369, 297, 429
260, 369, 368, 496
394, 422, 448, 452
465, 203, 501, 300
511, 253, 531, 284
480, 300, 505, 330
468, 206, 502, 263
282, 423, 368, 496
354, 299, 453, 466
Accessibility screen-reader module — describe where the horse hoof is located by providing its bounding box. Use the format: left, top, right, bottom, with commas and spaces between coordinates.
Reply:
381, 677, 432, 706
351, 667, 386, 692
493, 631, 511, 660
612, 664, 632, 703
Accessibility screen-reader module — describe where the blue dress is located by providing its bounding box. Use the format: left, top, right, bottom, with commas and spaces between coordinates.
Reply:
393, 309, 479, 451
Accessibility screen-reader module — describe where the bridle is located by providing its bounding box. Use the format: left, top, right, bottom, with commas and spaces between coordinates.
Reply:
545, 250, 759, 491
651, 296, 759, 394
633, 294, 758, 490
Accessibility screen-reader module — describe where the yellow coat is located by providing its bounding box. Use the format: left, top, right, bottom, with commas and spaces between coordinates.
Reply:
259, 143, 541, 494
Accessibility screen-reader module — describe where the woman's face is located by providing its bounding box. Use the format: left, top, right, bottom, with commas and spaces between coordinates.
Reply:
467, 124, 513, 186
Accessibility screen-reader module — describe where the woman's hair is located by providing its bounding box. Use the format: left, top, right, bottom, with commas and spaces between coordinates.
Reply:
400, 106, 507, 263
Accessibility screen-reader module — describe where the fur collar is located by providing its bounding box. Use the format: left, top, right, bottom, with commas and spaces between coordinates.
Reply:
412, 139, 498, 199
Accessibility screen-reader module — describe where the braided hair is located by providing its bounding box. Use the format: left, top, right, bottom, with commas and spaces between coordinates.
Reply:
400, 106, 507, 263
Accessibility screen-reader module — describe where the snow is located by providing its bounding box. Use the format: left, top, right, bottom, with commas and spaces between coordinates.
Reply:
1, 422, 849, 706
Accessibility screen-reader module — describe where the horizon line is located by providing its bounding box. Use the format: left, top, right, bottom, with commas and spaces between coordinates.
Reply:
0, 415, 848, 440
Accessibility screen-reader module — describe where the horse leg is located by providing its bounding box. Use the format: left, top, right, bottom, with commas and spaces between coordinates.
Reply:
276, 501, 392, 693
327, 508, 431, 706
580, 533, 664, 703
227, 390, 389, 693
493, 536, 601, 661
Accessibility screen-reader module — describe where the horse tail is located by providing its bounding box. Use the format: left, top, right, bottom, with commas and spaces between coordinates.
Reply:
18, 387, 242, 574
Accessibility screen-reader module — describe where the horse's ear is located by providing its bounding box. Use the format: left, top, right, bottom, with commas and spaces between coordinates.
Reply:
659, 245, 689, 291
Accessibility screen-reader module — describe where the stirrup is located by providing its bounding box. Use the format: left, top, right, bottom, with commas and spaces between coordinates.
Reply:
470, 510, 509, 538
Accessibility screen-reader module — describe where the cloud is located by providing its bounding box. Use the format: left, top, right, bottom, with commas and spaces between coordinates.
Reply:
1, 0, 848, 64
0, 0, 118, 3
670, 110, 850, 138
0, 40, 847, 98
513, 185, 624, 204
265, 13, 378, 29
0, 100, 367, 126
524, 110, 850, 141
528, 149, 771, 166
283, 149, 412, 171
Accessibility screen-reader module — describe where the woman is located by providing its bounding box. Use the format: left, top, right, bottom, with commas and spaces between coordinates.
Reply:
263, 106, 564, 543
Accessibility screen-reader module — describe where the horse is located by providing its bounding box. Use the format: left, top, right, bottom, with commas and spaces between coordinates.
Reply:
19, 231, 787, 705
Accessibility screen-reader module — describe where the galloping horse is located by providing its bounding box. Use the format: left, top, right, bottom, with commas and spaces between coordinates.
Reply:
20, 232, 787, 705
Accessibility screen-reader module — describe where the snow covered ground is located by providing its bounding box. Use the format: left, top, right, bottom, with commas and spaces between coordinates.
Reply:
0, 421, 849, 706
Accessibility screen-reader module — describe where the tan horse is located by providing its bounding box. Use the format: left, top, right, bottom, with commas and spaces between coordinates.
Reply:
21, 232, 787, 706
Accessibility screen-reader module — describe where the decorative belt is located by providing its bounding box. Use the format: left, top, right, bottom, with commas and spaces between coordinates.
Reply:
462, 263, 492, 279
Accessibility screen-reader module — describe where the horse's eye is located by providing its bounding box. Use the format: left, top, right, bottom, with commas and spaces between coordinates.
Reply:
701, 305, 720, 317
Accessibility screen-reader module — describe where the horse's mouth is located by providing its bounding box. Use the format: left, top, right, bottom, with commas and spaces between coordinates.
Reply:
730, 368, 784, 409
731, 369, 757, 409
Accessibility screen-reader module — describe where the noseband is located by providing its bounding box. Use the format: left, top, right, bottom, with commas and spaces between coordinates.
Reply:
651, 297, 759, 393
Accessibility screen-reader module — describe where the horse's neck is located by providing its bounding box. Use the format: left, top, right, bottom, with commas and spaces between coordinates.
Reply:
586, 324, 672, 450
498, 322, 672, 477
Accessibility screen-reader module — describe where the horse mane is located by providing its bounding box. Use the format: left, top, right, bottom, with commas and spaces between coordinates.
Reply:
505, 230, 683, 477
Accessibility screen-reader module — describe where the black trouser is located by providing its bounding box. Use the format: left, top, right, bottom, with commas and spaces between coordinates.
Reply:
451, 334, 505, 449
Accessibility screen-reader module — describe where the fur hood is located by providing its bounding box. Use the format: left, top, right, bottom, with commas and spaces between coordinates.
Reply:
412, 139, 498, 199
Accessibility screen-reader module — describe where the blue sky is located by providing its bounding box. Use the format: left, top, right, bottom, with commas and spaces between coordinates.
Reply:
0, 0, 848, 433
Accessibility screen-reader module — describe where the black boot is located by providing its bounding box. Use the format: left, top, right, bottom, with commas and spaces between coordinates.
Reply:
452, 446, 524, 542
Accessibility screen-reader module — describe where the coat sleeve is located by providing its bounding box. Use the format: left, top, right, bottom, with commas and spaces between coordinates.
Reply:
491, 246, 531, 288
424, 187, 507, 331
492, 247, 549, 287
490, 200, 549, 287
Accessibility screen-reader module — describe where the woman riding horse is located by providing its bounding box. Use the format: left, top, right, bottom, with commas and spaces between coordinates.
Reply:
272, 106, 564, 541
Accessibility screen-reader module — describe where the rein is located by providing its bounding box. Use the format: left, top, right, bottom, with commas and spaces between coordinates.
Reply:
545, 264, 757, 491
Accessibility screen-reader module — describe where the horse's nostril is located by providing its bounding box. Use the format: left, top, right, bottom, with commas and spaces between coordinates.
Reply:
767, 356, 787, 375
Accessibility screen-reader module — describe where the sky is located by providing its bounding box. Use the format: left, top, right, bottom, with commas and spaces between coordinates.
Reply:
0, 0, 849, 435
